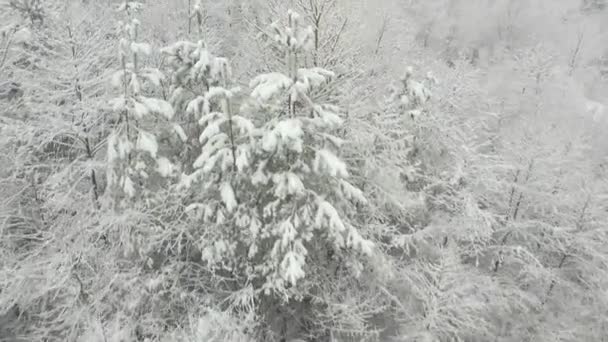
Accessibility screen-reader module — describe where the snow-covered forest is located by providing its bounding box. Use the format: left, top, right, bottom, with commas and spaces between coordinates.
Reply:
1, 0, 608, 341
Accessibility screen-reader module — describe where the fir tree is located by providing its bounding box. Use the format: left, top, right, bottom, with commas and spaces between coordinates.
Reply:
176, 9, 374, 340
107, 1, 176, 206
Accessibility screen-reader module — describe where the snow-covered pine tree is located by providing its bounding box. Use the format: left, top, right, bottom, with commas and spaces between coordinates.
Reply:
107, 1, 176, 206
182, 9, 373, 308
161, 0, 232, 171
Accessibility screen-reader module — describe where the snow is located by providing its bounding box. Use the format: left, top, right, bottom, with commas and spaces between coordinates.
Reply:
194, 53, 214, 81
272, 172, 305, 199
161, 41, 197, 65
426, 71, 439, 84
195, 133, 228, 169
300, 26, 315, 50
320, 133, 345, 149
286, 172, 305, 195
172, 124, 188, 142
313, 149, 349, 178
186, 96, 203, 116
139, 97, 175, 119
262, 130, 279, 152
249, 215, 261, 237
278, 119, 304, 152
263, 119, 304, 153
235, 213, 251, 233
404, 66, 414, 78
184, 203, 205, 218
250, 73, 292, 102
117, 134, 132, 159
123, 176, 136, 198
251, 161, 270, 185
231, 115, 255, 136
133, 99, 150, 119
178, 170, 203, 190
206, 87, 231, 101
235, 145, 250, 171
129, 75, 141, 95
110, 97, 127, 112
287, 9, 301, 24
220, 182, 237, 213
111, 70, 126, 88
117, 1, 143, 12
280, 250, 306, 286
141, 68, 164, 86
156, 157, 173, 177
313, 105, 343, 129
129, 18, 141, 31
107, 133, 118, 162
199, 111, 225, 127
131, 42, 152, 56
215, 209, 226, 224
119, 38, 129, 56
346, 228, 374, 256
145, 276, 164, 292
297, 68, 335, 91
193, 146, 219, 171
136, 130, 158, 158
407, 79, 431, 105
408, 109, 422, 119
339, 179, 367, 204
219, 148, 235, 172
272, 10, 314, 51
263, 200, 280, 221
202, 240, 229, 264
211, 57, 231, 81
315, 200, 346, 233
12, 27, 32, 44
586, 100, 605, 122
199, 119, 225, 144
278, 220, 297, 249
